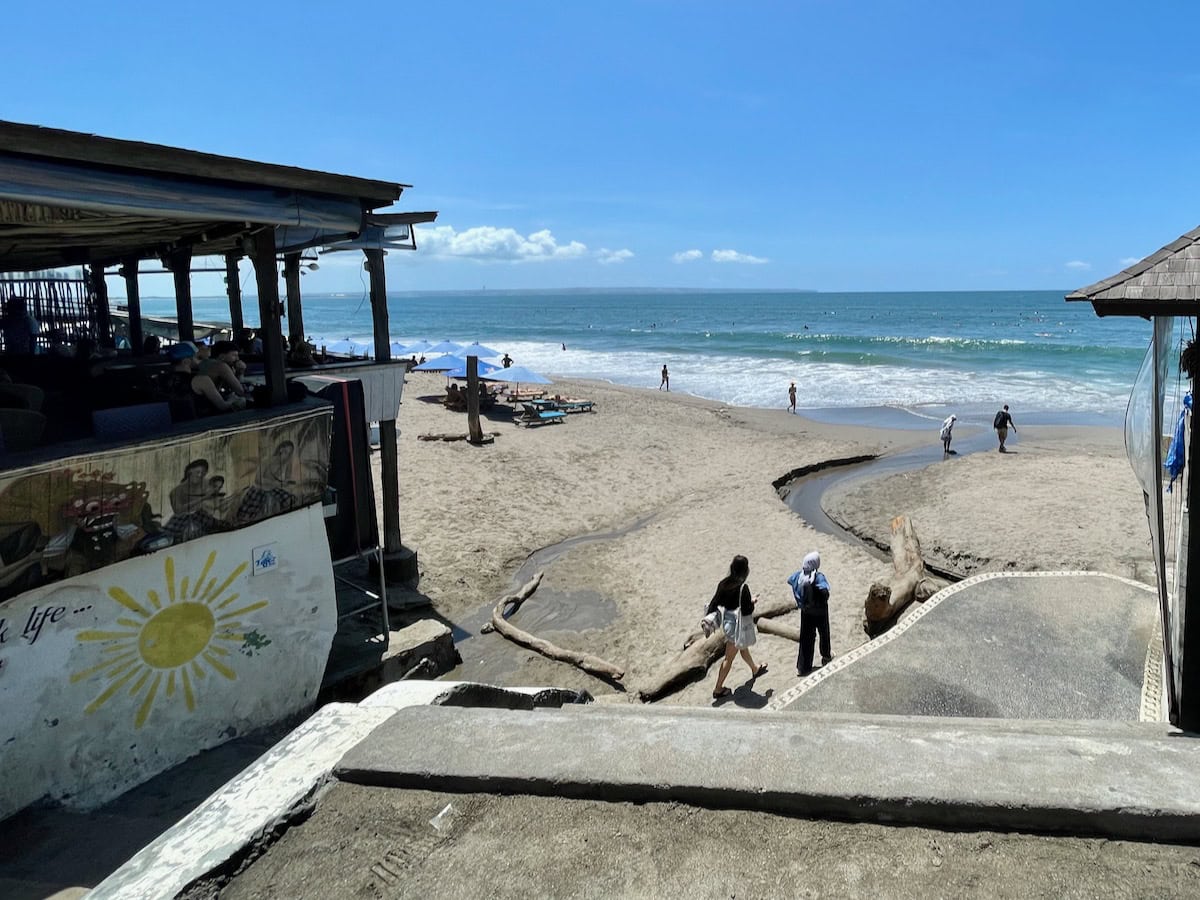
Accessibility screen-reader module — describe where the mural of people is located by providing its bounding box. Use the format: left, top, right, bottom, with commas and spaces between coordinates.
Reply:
163, 459, 225, 543
236, 440, 299, 524
0, 411, 331, 607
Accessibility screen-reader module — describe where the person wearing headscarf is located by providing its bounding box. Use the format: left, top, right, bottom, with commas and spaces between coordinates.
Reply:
788, 550, 833, 676
940, 414, 957, 454
705, 554, 767, 699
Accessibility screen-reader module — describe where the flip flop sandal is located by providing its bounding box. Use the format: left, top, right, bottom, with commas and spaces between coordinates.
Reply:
712, 688, 732, 699
754, 665, 769, 678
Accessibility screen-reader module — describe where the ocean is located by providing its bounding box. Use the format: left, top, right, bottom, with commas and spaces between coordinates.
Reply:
139, 289, 1166, 430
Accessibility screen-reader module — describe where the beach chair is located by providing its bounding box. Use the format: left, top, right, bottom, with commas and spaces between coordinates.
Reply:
517, 402, 565, 427
557, 399, 595, 413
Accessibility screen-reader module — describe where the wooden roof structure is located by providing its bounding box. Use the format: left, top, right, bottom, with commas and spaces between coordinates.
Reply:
1066, 225, 1200, 317
0, 121, 407, 272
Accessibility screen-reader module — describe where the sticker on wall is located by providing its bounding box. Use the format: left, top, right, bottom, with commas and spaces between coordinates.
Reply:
70, 550, 269, 728
251, 543, 279, 576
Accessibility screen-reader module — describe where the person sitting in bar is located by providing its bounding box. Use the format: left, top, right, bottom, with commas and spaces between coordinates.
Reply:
158, 342, 247, 421
142, 334, 162, 356
198, 340, 247, 398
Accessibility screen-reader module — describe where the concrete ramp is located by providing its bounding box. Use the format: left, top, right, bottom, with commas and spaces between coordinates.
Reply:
772, 572, 1160, 720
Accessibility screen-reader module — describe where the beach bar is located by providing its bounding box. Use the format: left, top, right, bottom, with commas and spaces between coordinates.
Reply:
0, 122, 427, 819
1068, 226, 1200, 731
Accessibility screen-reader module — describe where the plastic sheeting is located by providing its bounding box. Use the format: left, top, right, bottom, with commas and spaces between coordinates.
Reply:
0, 155, 364, 231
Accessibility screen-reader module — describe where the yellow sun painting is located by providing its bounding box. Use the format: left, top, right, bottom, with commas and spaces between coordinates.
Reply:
71, 550, 268, 728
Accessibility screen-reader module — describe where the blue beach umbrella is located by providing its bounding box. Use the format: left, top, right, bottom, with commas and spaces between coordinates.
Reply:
482, 365, 553, 391
413, 354, 467, 372
459, 341, 502, 358
446, 360, 501, 378
321, 338, 371, 356
403, 339, 434, 353
426, 340, 463, 354
389, 341, 410, 356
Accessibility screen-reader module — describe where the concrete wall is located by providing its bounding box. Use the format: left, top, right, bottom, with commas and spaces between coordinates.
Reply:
0, 504, 336, 820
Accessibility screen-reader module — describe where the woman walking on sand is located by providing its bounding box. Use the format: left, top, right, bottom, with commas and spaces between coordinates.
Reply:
660, 364, 670, 391
707, 555, 767, 699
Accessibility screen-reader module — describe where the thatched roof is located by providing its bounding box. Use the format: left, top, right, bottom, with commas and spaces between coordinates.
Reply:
1066, 225, 1200, 316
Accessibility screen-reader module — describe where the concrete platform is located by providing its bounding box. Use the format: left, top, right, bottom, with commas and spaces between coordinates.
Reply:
772, 571, 1161, 720
85, 680, 1200, 898
336, 703, 1200, 842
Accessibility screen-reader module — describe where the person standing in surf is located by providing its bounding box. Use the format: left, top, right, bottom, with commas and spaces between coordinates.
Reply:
788, 381, 797, 413
994, 404, 1016, 452
660, 364, 670, 391
940, 414, 957, 455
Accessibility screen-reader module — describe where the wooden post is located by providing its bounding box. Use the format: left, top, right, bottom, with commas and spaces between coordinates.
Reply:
466, 356, 484, 444
89, 264, 112, 347
364, 247, 417, 584
283, 252, 304, 349
224, 253, 244, 340
249, 229, 287, 406
1181, 335, 1200, 732
120, 257, 144, 353
167, 247, 194, 342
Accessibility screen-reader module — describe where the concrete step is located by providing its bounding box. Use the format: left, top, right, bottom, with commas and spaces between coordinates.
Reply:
336, 704, 1200, 842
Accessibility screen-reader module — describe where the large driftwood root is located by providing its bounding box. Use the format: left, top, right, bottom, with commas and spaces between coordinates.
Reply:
863, 515, 948, 634
485, 572, 626, 684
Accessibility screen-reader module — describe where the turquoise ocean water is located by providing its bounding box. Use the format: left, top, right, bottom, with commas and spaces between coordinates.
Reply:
140, 289, 1165, 430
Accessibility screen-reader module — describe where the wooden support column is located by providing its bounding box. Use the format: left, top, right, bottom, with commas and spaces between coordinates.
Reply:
283, 252, 304, 349
250, 229, 287, 406
224, 253, 244, 340
166, 248, 195, 343
89, 264, 112, 347
1181, 328, 1200, 732
120, 258, 144, 353
365, 247, 417, 584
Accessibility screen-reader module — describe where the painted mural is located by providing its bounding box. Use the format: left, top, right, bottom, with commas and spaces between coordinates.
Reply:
0, 410, 330, 604
0, 504, 336, 819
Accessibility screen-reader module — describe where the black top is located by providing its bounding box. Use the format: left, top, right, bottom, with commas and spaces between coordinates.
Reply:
707, 581, 753, 616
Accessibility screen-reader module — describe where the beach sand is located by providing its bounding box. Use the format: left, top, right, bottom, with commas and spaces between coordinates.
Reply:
377, 372, 1151, 708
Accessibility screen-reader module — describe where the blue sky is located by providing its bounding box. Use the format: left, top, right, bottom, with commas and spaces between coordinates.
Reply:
7, 2, 1200, 294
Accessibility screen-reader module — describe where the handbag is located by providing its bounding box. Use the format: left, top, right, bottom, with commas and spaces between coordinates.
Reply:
700, 610, 721, 637
737, 609, 758, 647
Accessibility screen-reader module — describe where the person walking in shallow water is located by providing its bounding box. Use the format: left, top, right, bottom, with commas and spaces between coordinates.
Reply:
707, 555, 767, 699
940, 414, 956, 455
660, 364, 670, 391
994, 404, 1016, 452
788, 381, 797, 413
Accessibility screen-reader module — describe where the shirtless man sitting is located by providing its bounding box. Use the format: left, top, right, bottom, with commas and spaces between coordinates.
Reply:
198, 340, 247, 398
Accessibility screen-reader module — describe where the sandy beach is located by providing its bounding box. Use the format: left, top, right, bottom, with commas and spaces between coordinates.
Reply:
379, 372, 1151, 707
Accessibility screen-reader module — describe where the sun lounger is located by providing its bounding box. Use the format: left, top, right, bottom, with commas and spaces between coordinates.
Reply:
532, 398, 595, 414
556, 400, 595, 413
517, 402, 565, 426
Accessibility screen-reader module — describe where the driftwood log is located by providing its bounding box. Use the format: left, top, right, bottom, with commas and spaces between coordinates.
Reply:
641, 595, 801, 702
863, 515, 947, 633
485, 572, 626, 684
418, 432, 498, 442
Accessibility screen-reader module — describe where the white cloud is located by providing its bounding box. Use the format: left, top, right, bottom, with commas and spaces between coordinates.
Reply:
712, 249, 768, 264
1119, 257, 1140, 267
597, 248, 634, 264
672, 249, 703, 263
416, 225, 587, 262
1065, 260, 1091, 271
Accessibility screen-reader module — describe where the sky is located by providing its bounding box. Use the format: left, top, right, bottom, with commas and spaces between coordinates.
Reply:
7, 1, 1200, 295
